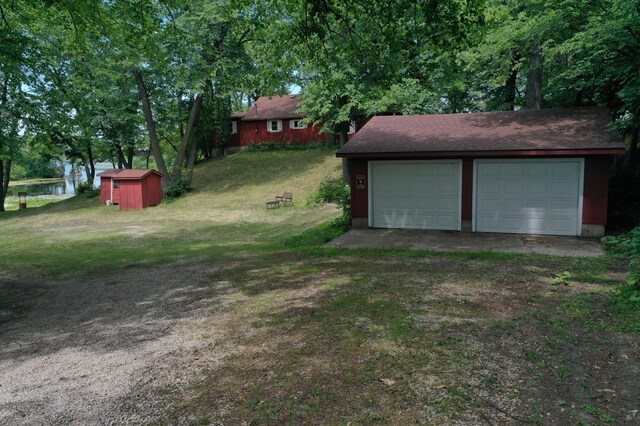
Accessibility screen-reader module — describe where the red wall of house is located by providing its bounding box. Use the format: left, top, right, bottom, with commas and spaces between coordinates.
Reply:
229, 120, 328, 147
348, 155, 612, 229
582, 156, 610, 225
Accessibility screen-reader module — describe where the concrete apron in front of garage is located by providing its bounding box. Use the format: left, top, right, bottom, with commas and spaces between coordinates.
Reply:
326, 229, 605, 257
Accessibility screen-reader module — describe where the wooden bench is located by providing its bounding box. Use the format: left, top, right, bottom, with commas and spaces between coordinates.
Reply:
276, 192, 294, 206
265, 199, 280, 208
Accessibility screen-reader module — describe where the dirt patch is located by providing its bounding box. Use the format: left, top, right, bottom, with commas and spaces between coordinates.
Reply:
0, 260, 236, 425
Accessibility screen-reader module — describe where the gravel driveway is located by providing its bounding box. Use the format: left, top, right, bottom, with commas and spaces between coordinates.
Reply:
0, 261, 234, 425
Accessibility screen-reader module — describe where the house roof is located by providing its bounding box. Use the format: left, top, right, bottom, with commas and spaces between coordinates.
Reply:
97, 169, 123, 177
233, 95, 306, 121
337, 107, 624, 157
110, 169, 163, 180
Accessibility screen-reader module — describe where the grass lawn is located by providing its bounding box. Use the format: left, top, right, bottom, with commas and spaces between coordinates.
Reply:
0, 150, 638, 425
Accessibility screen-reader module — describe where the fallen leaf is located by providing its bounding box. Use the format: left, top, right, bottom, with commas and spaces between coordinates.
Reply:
435, 383, 447, 389
379, 378, 396, 386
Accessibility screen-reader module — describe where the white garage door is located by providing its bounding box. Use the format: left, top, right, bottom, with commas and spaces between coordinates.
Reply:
370, 161, 461, 230
475, 159, 583, 236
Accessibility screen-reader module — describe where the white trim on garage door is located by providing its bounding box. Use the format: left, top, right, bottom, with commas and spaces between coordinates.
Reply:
368, 160, 462, 230
473, 158, 584, 236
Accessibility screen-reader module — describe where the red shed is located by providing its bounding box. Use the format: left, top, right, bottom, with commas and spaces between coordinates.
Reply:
113, 169, 163, 210
97, 169, 123, 205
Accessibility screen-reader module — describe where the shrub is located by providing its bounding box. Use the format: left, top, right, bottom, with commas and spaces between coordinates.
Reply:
246, 141, 327, 152
308, 176, 351, 228
602, 227, 640, 331
76, 180, 99, 195
163, 177, 192, 200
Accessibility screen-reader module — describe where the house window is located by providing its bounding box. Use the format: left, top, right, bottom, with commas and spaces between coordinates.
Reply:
230, 121, 238, 134
113, 180, 119, 188
348, 121, 356, 134
267, 120, 282, 132
290, 119, 307, 129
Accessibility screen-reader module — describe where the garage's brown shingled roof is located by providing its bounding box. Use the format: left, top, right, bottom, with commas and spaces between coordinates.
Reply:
337, 107, 623, 157
232, 95, 306, 121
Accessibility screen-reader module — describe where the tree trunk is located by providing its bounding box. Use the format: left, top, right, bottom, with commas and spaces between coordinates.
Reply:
172, 94, 203, 182
126, 146, 134, 169
624, 125, 639, 178
525, 41, 543, 110
337, 122, 350, 183
80, 156, 91, 186
325, 132, 335, 148
133, 67, 170, 187
116, 144, 125, 169
0, 159, 6, 212
504, 66, 518, 111
86, 141, 96, 186
186, 134, 198, 186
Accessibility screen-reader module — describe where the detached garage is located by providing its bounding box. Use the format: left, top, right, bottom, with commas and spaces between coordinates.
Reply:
337, 107, 625, 237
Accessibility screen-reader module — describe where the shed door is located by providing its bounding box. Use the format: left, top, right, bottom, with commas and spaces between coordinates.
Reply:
370, 161, 461, 230
474, 159, 582, 236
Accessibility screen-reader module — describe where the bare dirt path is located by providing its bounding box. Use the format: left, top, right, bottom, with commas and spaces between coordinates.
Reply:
0, 260, 236, 425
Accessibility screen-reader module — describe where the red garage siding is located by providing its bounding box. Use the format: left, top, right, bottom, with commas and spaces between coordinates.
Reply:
461, 159, 474, 229
349, 159, 369, 227
582, 156, 610, 226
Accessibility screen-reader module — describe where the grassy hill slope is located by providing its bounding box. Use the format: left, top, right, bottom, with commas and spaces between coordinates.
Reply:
0, 150, 343, 276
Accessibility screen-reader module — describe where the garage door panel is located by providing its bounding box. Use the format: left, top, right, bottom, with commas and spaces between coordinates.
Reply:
477, 197, 500, 212
478, 166, 501, 178
436, 179, 460, 194
504, 181, 525, 194
528, 164, 549, 177
371, 161, 460, 230
435, 197, 458, 211
552, 163, 579, 177
432, 163, 457, 177
504, 164, 525, 177
550, 181, 578, 196
550, 219, 574, 233
475, 160, 581, 236
527, 181, 548, 194
479, 180, 501, 194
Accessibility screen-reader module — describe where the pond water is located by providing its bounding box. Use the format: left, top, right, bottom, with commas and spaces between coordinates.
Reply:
7, 162, 112, 197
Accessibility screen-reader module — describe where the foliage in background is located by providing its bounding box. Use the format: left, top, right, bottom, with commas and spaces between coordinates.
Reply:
75, 180, 99, 196
602, 227, 640, 332
163, 177, 192, 201
307, 176, 351, 228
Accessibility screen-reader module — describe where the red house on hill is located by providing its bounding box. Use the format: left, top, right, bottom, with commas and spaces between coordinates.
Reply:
229, 94, 355, 148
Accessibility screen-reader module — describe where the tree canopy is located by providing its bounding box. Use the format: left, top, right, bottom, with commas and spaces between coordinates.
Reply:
1, 0, 638, 209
